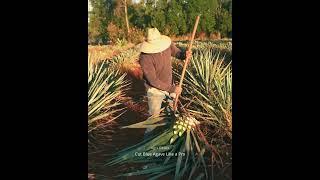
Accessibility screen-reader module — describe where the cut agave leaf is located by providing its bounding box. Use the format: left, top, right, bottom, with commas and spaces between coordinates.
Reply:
170, 135, 179, 144
178, 131, 184, 137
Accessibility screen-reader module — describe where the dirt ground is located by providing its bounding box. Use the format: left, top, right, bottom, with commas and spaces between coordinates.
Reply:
88, 74, 151, 179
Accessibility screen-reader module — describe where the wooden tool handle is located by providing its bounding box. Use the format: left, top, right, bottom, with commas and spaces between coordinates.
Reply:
173, 15, 200, 112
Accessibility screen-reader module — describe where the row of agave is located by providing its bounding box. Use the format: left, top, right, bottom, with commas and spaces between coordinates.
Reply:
175, 40, 232, 52
88, 44, 143, 135
106, 48, 232, 179
109, 47, 142, 78
175, 40, 232, 64
88, 41, 135, 65
88, 47, 140, 179
88, 52, 129, 134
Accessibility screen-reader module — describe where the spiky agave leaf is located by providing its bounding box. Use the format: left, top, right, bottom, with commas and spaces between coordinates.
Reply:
175, 40, 232, 62
175, 49, 232, 132
120, 108, 169, 129
106, 112, 209, 179
174, 49, 232, 169
110, 48, 140, 73
88, 53, 129, 133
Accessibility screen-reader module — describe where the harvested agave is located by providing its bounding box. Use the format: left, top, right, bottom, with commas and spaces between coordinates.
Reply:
170, 135, 178, 144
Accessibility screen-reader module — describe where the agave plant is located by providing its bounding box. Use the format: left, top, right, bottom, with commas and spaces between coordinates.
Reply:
175, 40, 232, 63
88, 42, 135, 64
106, 48, 232, 179
109, 48, 143, 79
88, 53, 129, 133
106, 110, 212, 180
180, 50, 232, 135
174, 49, 232, 169
176, 40, 232, 52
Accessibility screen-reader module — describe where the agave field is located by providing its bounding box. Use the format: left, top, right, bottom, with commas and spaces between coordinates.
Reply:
88, 39, 232, 180
88, 39, 135, 65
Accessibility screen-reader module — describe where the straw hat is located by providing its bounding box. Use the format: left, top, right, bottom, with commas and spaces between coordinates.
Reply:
140, 28, 171, 53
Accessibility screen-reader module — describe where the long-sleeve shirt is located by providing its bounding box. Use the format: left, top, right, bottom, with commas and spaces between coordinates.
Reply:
139, 42, 185, 93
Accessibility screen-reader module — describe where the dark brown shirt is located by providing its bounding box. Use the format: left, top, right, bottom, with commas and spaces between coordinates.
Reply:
139, 43, 185, 93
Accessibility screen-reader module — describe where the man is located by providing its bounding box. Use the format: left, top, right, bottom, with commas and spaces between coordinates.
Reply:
139, 28, 192, 137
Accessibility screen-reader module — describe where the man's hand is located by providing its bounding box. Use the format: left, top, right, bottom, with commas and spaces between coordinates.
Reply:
186, 50, 192, 60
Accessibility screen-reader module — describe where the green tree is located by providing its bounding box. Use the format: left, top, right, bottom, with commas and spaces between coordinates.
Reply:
88, 0, 232, 43
129, 2, 149, 29
220, 0, 232, 13
144, 0, 167, 32
166, 0, 187, 35
88, 0, 115, 44
203, 0, 218, 34
215, 0, 232, 37
215, 8, 232, 37
185, 0, 218, 35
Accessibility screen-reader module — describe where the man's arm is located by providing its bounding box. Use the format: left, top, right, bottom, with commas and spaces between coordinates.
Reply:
139, 55, 175, 93
170, 43, 186, 60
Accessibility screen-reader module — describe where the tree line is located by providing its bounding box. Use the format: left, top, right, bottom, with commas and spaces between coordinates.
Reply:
88, 0, 232, 44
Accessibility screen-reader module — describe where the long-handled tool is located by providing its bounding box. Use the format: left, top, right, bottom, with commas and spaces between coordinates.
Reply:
173, 15, 200, 112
